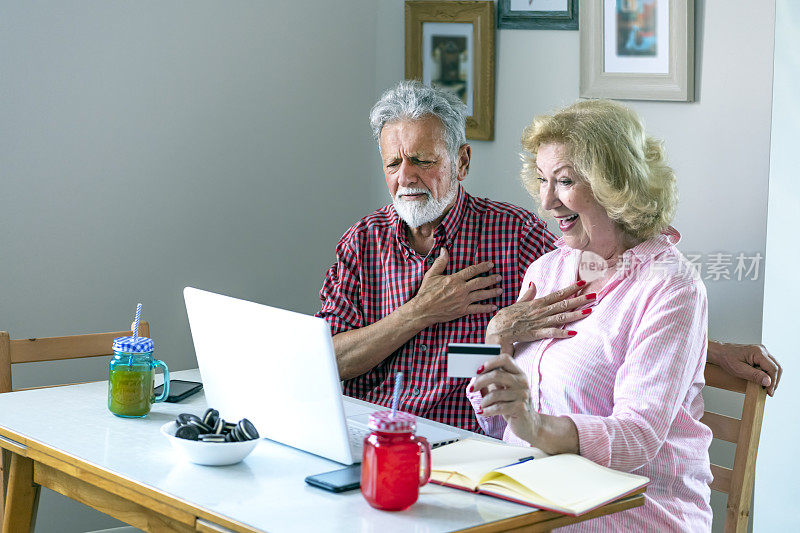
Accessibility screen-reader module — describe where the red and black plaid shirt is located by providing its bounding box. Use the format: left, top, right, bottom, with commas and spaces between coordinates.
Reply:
316, 186, 555, 431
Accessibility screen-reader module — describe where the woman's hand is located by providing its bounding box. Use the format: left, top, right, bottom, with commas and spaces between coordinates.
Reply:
472, 353, 541, 445
486, 281, 594, 353
472, 353, 580, 454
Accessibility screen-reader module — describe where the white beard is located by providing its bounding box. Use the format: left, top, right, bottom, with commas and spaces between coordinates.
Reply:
392, 179, 459, 228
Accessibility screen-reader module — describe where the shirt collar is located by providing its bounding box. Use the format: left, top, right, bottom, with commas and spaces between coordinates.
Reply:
437, 184, 467, 242
553, 225, 682, 265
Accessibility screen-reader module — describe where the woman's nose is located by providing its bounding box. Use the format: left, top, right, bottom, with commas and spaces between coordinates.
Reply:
540, 182, 559, 210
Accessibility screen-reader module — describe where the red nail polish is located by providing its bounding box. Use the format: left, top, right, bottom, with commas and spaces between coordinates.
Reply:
585, 293, 597, 300
477, 365, 484, 374
528, 281, 533, 288
576, 280, 586, 287
468, 384, 474, 393
568, 330, 577, 336
477, 407, 483, 415
582, 309, 592, 315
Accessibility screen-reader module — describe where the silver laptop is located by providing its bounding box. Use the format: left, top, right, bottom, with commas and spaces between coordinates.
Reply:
183, 287, 461, 465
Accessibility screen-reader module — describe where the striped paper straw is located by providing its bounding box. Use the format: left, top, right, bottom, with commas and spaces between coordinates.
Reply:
132, 303, 142, 339
391, 372, 403, 417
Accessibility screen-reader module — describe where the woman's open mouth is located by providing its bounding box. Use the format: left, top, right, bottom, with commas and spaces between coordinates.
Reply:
557, 214, 579, 231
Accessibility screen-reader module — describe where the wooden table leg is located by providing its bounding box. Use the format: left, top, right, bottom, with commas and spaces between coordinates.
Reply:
1, 448, 10, 513
2, 452, 40, 533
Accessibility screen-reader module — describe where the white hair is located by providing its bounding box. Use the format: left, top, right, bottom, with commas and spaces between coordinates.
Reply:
370, 80, 467, 169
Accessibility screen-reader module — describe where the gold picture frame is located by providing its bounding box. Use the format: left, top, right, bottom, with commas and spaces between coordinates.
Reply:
405, 1, 495, 140
580, 0, 694, 102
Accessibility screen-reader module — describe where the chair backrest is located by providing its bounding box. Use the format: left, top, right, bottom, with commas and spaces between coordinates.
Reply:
701, 362, 767, 533
0, 322, 149, 393
0, 322, 150, 513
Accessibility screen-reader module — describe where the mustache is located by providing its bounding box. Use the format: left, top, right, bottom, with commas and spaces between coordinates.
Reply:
395, 188, 432, 200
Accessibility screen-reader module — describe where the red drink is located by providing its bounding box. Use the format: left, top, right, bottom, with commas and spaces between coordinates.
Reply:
361, 411, 430, 511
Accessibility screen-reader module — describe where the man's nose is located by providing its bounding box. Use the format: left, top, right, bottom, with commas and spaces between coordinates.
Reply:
397, 159, 417, 187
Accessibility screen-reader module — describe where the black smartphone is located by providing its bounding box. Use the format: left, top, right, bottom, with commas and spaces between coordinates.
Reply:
304, 465, 361, 493
154, 380, 203, 403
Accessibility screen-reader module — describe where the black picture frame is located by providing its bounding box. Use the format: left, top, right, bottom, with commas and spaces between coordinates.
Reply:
497, 0, 578, 30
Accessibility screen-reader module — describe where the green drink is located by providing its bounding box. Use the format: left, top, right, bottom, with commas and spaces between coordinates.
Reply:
108, 336, 169, 418
108, 365, 154, 417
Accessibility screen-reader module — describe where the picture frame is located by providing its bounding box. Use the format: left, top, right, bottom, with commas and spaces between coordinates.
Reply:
405, 1, 495, 141
579, 0, 694, 102
497, 0, 578, 31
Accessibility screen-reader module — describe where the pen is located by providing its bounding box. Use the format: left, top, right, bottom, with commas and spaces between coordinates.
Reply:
499, 456, 535, 469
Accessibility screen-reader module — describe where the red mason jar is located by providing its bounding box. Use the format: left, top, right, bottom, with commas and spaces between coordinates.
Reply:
360, 411, 431, 511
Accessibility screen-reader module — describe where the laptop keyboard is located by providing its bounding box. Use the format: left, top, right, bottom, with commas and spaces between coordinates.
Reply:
347, 421, 370, 456
347, 419, 459, 458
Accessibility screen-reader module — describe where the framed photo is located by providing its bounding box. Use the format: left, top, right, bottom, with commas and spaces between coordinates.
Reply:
497, 0, 578, 30
405, 1, 495, 140
579, 0, 694, 101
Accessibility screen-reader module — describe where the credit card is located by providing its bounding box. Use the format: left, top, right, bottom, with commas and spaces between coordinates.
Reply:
446, 343, 501, 378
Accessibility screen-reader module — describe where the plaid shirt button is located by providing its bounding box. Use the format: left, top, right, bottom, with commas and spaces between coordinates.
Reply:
413, 387, 421, 396
420, 344, 428, 351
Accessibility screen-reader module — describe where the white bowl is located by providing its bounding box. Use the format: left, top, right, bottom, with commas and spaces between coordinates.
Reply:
161, 421, 259, 466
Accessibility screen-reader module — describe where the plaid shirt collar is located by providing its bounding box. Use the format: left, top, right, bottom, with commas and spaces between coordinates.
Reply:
391, 184, 468, 257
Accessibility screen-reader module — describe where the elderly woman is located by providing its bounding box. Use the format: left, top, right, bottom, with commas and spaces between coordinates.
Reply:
467, 100, 712, 531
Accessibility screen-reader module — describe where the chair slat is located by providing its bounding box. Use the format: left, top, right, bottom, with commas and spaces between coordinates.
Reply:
710, 464, 732, 493
700, 411, 741, 443
704, 363, 746, 393
9, 330, 136, 364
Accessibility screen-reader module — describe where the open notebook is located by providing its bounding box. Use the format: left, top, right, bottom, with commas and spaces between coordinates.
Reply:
431, 439, 649, 516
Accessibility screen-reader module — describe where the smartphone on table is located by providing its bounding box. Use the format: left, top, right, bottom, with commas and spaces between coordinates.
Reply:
153, 380, 203, 403
305, 465, 362, 493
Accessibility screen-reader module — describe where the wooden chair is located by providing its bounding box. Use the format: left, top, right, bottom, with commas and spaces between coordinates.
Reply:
702, 362, 767, 533
0, 322, 149, 518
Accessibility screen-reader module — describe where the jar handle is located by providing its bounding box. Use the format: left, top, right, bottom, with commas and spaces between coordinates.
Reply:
153, 359, 170, 403
415, 435, 431, 486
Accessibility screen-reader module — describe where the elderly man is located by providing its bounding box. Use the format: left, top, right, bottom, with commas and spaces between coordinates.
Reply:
316, 81, 781, 431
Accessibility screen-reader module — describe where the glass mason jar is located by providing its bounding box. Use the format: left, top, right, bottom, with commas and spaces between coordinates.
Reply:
360, 411, 431, 511
108, 336, 169, 418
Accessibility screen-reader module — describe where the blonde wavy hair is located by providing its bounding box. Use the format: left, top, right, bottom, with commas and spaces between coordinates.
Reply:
520, 99, 677, 241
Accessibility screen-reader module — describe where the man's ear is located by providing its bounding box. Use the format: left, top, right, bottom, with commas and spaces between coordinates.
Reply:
456, 144, 471, 181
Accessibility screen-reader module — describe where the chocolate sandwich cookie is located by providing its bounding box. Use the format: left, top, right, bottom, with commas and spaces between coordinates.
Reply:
202, 408, 220, 428
188, 417, 213, 433
177, 413, 200, 427
237, 419, 259, 441
175, 424, 201, 441
199, 434, 226, 443
214, 417, 226, 435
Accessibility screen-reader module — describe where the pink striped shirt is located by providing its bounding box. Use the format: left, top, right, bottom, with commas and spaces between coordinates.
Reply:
468, 227, 712, 532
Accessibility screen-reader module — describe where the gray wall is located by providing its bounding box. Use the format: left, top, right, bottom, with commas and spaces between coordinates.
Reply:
756, 0, 799, 528
1, 2, 380, 531
373, 0, 775, 531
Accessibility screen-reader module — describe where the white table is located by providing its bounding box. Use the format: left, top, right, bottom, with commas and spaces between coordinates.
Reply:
0, 369, 642, 532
